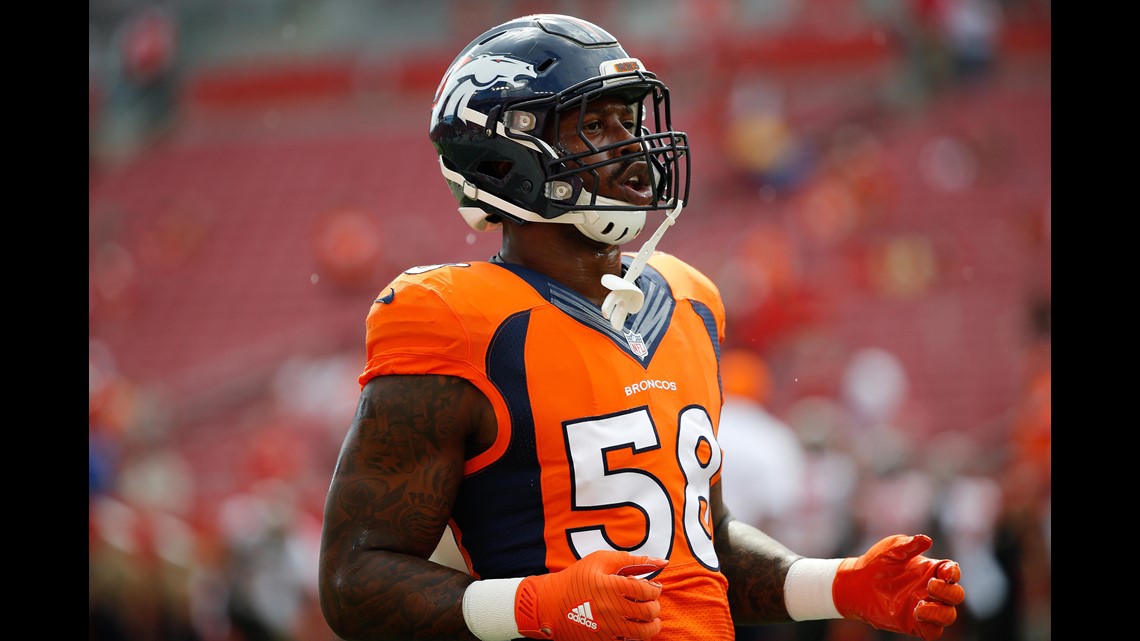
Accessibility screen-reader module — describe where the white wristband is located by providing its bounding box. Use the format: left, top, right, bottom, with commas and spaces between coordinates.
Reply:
462, 577, 525, 641
783, 557, 843, 621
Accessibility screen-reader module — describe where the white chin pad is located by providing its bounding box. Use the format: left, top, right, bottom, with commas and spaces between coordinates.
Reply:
571, 191, 646, 245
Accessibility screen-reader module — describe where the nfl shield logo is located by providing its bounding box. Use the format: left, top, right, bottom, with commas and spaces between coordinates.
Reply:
623, 329, 649, 359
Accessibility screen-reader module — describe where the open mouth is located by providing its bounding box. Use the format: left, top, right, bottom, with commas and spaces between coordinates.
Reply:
614, 161, 653, 206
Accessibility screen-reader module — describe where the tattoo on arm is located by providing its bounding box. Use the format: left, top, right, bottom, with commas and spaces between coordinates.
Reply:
319, 375, 484, 640
712, 484, 802, 626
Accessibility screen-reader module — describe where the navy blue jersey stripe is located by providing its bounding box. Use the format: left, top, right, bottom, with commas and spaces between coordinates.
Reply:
452, 311, 550, 578
689, 300, 721, 401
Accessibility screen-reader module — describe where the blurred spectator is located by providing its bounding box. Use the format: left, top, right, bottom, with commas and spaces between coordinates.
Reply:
723, 78, 817, 194
94, 3, 181, 162
840, 347, 912, 433
778, 395, 861, 641
839, 349, 934, 540
837, 346, 940, 641
90, 496, 203, 641
941, 0, 1004, 86
849, 426, 937, 553
217, 479, 323, 641
1008, 296, 1051, 494
878, 0, 954, 110
717, 350, 806, 641
884, 0, 1003, 111
925, 431, 1011, 641
717, 349, 808, 537
186, 533, 233, 641
989, 295, 1050, 641
845, 425, 939, 641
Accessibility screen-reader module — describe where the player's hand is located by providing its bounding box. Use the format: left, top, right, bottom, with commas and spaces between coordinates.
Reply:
833, 534, 965, 641
515, 550, 668, 641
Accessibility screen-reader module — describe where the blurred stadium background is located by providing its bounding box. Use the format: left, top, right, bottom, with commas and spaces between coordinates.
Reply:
89, 1, 1050, 640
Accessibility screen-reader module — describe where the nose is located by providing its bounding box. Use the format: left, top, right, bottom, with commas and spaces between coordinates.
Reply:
613, 123, 641, 156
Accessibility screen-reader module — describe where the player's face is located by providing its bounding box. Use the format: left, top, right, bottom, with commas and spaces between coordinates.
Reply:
557, 96, 654, 206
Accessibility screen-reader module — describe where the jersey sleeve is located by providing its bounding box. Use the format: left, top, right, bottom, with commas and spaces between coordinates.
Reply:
646, 251, 727, 346
358, 267, 483, 388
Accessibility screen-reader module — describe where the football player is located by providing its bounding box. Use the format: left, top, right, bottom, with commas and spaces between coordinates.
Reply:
318, 13, 964, 641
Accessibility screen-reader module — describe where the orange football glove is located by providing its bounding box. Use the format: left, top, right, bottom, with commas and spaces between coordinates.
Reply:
833, 534, 965, 641
515, 550, 668, 641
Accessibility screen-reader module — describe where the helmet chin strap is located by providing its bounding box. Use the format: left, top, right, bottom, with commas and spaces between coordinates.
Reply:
600, 199, 684, 331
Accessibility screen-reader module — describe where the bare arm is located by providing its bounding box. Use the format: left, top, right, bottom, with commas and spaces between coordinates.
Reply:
711, 481, 803, 626
318, 374, 493, 641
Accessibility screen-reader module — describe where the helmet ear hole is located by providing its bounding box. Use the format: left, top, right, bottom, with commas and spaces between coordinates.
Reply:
477, 160, 514, 181
535, 57, 556, 73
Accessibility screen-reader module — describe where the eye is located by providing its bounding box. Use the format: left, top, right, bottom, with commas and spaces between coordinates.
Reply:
581, 120, 603, 135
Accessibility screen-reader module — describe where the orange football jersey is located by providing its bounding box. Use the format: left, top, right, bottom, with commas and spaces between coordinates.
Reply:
360, 251, 735, 640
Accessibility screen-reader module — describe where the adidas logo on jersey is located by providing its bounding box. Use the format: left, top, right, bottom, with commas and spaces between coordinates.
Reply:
566, 601, 598, 630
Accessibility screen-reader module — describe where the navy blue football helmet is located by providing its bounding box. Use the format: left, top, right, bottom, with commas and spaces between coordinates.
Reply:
429, 14, 690, 245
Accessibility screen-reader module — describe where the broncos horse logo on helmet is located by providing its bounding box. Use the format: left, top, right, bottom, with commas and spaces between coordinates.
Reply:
431, 54, 538, 125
